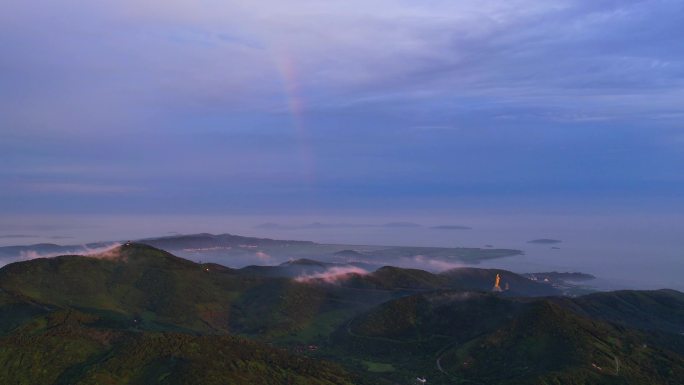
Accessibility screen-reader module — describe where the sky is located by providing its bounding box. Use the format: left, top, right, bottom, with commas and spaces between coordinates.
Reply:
1, 0, 684, 217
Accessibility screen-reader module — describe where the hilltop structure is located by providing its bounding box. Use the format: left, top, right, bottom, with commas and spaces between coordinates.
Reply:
492, 273, 503, 292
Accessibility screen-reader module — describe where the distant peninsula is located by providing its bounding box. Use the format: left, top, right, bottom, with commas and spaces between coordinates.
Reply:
525, 271, 596, 282
430, 225, 472, 230
527, 238, 562, 244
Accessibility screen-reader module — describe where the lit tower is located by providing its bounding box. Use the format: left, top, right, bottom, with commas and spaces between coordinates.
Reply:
492, 273, 503, 292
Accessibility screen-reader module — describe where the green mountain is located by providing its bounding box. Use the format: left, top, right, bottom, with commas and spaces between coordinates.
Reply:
440, 267, 560, 296
442, 300, 684, 384
0, 309, 357, 385
1, 243, 682, 385
551, 289, 684, 334
339, 265, 560, 297
332, 289, 684, 384
0, 245, 360, 338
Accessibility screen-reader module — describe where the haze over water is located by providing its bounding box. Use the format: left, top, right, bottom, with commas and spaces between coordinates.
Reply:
2, 213, 682, 291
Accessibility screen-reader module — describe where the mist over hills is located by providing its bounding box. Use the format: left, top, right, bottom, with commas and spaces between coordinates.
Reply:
0, 232, 522, 273
0, 243, 682, 384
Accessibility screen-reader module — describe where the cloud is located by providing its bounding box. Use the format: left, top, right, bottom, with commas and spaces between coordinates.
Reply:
88, 244, 125, 260
16, 250, 50, 261
343, 254, 466, 272
1, 0, 683, 215
3, 0, 682, 130
294, 266, 368, 283
409, 255, 465, 272
17, 243, 123, 262
255, 251, 272, 261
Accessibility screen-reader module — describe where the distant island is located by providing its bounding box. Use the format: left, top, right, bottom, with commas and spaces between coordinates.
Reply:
527, 238, 562, 244
254, 222, 426, 230
382, 222, 421, 228
430, 225, 472, 230
525, 271, 596, 282
255, 222, 369, 230
332, 249, 366, 258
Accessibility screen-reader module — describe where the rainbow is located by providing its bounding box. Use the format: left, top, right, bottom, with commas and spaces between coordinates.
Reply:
274, 53, 316, 183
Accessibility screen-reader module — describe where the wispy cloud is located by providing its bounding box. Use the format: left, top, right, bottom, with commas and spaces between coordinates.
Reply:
255, 251, 271, 261
3, 0, 682, 127
17, 243, 122, 262
410, 255, 466, 272
294, 266, 368, 283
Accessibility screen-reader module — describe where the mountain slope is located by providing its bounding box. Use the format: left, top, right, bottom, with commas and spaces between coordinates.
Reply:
440, 267, 560, 296
553, 289, 684, 334
2, 244, 683, 385
0, 309, 357, 385
443, 300, 684, 384
339, 265, 560, 296
0, 244, 391, 339
334, 290, 684, 385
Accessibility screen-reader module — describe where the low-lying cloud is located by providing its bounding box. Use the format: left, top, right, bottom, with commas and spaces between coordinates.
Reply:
406, 255, 466, 272
255, 251, 272, 261
294, 266, 368, 283
87, 243, 125, 260
17, 243, 123, 262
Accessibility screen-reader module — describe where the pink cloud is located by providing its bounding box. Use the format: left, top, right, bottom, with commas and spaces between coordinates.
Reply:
295, 266, 368, 284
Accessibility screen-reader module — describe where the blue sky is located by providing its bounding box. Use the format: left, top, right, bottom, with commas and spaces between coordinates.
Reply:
1, 0, 683, 216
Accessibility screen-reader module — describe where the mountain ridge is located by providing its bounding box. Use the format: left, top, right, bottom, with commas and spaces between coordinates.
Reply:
1, 243, 682, 385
